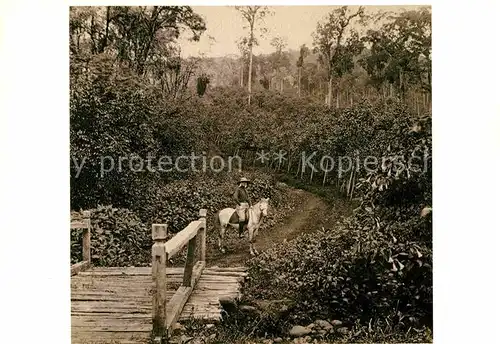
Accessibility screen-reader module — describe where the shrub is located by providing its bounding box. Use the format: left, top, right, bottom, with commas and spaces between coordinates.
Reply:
70, 170, 289, 267
245, 207, 432, 333
71, 206, 150, 266
242, 105, 432, 338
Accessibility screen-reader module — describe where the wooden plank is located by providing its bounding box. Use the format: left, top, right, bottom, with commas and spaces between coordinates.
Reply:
82, 227, 91, 262
72, 338, 149, 344
164, 221, 201, 259
77, 269, 182, 276
190, 261, 205, 288
165, 286, 192, 336
202, 271, 248, 277
71, 331, 150, 339
72, 318, 152, 327
70, 222, 87, 229
164, 261, 205, 335
71, 301, 152, 308
182, 236, 197, 287
71, 305, 151, 313
72, 313, 151, 319
71, 293, 154, 300
77, 265, 245, 275
199, 209, 207, 262
206, 266, 247, 272
71, 260, 90, 276
72, 325, 151, 332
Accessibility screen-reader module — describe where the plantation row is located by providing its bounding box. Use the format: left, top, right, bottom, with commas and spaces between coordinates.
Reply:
71, 72, 432, 339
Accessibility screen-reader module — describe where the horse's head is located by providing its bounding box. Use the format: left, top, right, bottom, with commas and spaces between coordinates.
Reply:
259, 198, 270, 217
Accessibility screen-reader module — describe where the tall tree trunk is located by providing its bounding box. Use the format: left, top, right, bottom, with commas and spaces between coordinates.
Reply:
98, 7, 111, 53
336, 84, 340, 109
327, 76, 333, 108
298, 67, 302, 97
247, 26, 254, 105
240, 61, 244, 87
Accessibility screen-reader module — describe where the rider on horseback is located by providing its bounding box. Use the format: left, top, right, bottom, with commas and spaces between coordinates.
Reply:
233, 177, 252, 237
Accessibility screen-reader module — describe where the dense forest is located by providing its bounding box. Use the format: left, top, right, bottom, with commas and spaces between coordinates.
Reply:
70, 5, 432, 343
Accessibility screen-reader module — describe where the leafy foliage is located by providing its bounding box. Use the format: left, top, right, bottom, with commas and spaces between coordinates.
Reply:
361, 7, 432, 96
240, 102, 432, 338
71, 206, 150, 266
71, 171, 288, 267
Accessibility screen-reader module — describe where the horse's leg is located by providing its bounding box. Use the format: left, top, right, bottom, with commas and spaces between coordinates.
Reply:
218, 224, 226, 253
248, 227, 255, 256
252, 227, 259, 255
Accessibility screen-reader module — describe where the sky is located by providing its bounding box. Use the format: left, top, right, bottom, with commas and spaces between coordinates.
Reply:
178, 5, 426, 58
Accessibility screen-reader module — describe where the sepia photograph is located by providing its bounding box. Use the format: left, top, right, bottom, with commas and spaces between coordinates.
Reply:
68, 4, 433, 344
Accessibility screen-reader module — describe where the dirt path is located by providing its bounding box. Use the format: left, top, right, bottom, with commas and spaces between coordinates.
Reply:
206, 188, 329, 267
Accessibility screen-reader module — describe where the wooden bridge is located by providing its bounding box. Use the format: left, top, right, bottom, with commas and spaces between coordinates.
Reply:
71, 209, 246, 344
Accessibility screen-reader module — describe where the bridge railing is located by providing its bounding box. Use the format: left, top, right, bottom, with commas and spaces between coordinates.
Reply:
70, 210, 91, 276
151, 209, 207, 342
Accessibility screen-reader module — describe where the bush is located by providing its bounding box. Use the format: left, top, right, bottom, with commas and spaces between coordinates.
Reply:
241, 104, 432, 339
70, 170, 289, 267
245, 207, 432, 334
71, 206, 150, 266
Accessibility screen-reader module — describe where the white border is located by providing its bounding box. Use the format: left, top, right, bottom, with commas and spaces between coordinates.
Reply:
1, 1, 499, 344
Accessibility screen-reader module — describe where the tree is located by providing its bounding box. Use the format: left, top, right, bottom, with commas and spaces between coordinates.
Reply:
313, 6, 365, 108
296, 44, 310, 97
235, 6, 273, 105
361, 7, 431, 101
236, 36, 253, 87
70, 6, 206, 76
270, 35, 288, 92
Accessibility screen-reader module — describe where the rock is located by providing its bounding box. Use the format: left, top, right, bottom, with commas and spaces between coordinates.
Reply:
172, 322, 185, 334
205, 323, 215, 329
263, 339, 273, 344
290, 325, 311, 337
274, 337, 283, 343
209, 333, 216, 340
331, 319, 343, 327
168, 336, 181, 344
279, 304, 289, 313
181, 335, 193, 343
420, 206, 432, 217
170, 335, 193, 344
314, 319, 333, 331
306, 323, 316, 330
317, 329, 327, 336
304, 336, 312, 342
240, 305, 258, 313
338, 327, 349, 335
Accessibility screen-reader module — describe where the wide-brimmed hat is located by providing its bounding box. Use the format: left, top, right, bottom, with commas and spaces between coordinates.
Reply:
237, 177, 252, 184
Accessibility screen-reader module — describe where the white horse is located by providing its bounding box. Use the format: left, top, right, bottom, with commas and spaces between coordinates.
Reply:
215, 198, 269, 256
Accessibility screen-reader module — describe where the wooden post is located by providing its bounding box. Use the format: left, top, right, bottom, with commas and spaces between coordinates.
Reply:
152, 224, 168, 339
183, 236, 197, 287
198, 209, 207, 262
82, 210, 91, 262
